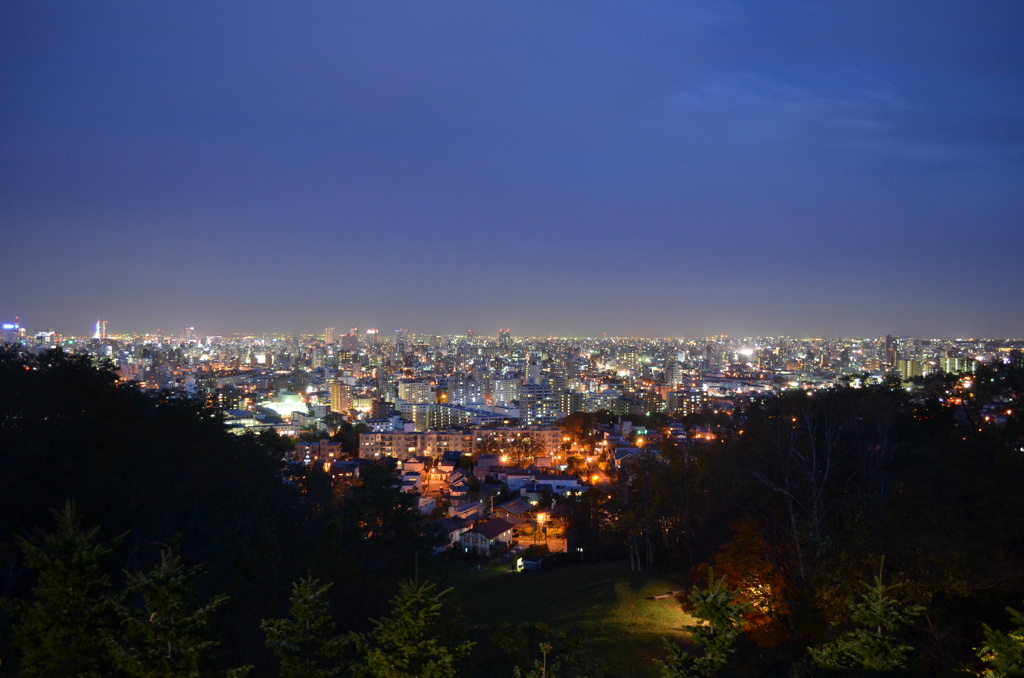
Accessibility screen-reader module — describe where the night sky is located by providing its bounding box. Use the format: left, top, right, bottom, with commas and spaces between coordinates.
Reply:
2, 2, 1023, 339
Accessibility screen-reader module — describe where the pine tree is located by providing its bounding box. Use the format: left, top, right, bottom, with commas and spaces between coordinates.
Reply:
513, 642, 561, 678
5, 501, 121, 678
977, 604, 1024, 677
660, 572, 751, 678
262, 576, 346, 678
111, 550, 235, 678
351, 579, 474, 678
808, 560, 924, 673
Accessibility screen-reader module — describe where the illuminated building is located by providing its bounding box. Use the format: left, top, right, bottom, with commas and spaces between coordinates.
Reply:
492, 378, 519, 406
331, 381, 353, 413
365, 328, 379, 351
519, 382, 557, 426
397, 380, 433, 404
399, 401, 435, 431
472, 427, 562, 457
664, 359, 686, 386
341, 330, 360, 350
394, 329, 409, 359
897, 358, 936, 380
446, 372, 484, 405
939, 357, 974, 374
667, 389, 707, 416
1, 320, 24, 344
559, 390, 585, 414
884, 335, 897, 370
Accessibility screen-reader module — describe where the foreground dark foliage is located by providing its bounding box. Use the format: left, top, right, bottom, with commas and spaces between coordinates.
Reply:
3, 346, 1024, 675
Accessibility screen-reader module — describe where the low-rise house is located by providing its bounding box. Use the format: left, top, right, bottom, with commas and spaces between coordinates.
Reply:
474, 454, 500, 479
500, 469, 537, 493
449, 502, 483, 521
460, 517, 517, 556
614, 447, 640, 469
400, 470, 423, 493
402, 456, 429, 474
495, 498, 534, 524
448, 476, 471, 503
326, 459, 366, 484
531, 474, 586, 496
426, 517, 472, 553
427, 463, 451, 485
416, 496, 436, 515
520, 483, 551, 505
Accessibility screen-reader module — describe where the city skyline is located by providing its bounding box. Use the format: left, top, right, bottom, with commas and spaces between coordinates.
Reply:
5, 318, 1023, 345
2, 2, 1023, 338
4, 314, 1024, 344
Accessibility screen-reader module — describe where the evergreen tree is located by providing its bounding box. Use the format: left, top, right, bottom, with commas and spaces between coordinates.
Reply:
5, 501, 121, 678
465, 621, 603, 678
808, 560, 924, 673
111, 550, 236, 678
977, 604, 1024, 677
262, 576, 346, 678
660, 572, 751, 678
513, 642, 560, 678
351, 579, 473, 678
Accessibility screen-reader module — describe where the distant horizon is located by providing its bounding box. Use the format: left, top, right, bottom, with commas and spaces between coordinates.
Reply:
6, 316, 1022, 344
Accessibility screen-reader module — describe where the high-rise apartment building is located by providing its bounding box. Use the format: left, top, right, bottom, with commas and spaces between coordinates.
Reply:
519, 382, 557, 426
397, 380, 433, 404
492, 378, 520, 407
896, 359, 926, 380
667, 389, 707, 416
664, 359, 685, 386
446, 372, 484, 405
331, 381, 353, 413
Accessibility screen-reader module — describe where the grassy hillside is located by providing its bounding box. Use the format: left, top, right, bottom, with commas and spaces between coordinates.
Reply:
425, 558, 695, 677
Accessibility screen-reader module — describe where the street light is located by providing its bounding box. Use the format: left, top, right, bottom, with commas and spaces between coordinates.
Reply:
535, 512, 547, 547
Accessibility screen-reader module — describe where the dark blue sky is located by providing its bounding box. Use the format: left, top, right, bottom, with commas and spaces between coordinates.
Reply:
2, 2, 1022, 338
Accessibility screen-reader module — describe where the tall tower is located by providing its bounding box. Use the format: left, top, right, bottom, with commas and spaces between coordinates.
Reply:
94, 319, 107, 340
325, 327, 335, 344
498, 328, 511, 351
884, 335, 897, 370
394, 329, 409, 358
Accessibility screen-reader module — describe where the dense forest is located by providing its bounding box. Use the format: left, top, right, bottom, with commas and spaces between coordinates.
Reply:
2, 346, 1024, 676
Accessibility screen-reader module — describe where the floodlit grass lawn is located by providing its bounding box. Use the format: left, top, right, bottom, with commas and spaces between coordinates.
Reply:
427, 558, 695, 677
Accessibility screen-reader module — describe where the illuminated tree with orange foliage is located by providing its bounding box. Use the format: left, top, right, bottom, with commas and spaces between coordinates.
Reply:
702, 517, 793, 647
